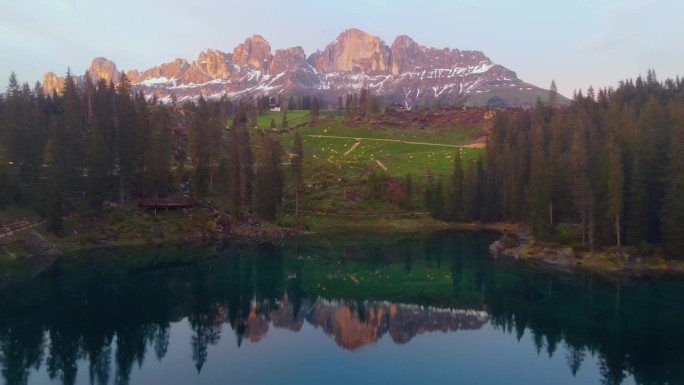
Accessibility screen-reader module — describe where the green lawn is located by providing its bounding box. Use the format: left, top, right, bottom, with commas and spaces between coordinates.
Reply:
255, 109, 312, 129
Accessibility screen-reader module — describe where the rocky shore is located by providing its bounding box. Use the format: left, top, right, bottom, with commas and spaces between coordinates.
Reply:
489, 230, 684, 277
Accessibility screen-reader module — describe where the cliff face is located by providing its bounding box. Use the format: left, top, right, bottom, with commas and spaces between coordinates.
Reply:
232, 35, 272, 71
42, 28, 566, 107
309, 28, 390, 74
88, 57, 120, 85
196, 49, 235, 80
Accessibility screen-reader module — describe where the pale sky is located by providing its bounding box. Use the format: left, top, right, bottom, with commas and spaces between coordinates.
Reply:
1, 0, 682, 97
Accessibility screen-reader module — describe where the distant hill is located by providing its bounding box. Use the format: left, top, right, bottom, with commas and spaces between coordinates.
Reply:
43, 28, 568, 108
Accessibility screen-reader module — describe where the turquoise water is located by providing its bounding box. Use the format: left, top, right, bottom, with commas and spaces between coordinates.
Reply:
1, 230, 682, 385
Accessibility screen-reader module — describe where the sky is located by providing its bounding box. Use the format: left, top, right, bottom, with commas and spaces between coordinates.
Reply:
1, 0, 682, 97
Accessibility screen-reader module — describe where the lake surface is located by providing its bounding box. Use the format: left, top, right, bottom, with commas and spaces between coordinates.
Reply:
1, 230, 683, 385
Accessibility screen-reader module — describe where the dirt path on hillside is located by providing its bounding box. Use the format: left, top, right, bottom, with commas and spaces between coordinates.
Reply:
307, 134, 483, 148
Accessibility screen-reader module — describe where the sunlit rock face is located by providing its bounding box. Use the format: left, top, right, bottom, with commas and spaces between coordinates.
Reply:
42, 72, 64, 95
269, 46, 307, 74
88, 57, 120, 85
232, 35, 272, 72
42, 28, 565, 107
197, 49, 235, 80
309, 28, 391, 75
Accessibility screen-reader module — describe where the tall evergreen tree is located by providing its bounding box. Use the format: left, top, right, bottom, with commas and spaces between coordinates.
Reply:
114, 72, 138, 204
528, 119, 549, 237
145, 107, 173, 199
254, 131, 283, 221
661, 100, 684, 253
606, 132, 625, 247
281, 109, 288, 129
291, 131, 304, 226
449, 149, 464, 220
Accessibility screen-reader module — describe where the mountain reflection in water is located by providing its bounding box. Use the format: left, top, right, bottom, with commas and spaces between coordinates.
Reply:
246, 295, 488, 350
0, 231, 682, 385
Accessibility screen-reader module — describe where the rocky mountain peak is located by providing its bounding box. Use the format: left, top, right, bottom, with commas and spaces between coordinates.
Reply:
269, 46, 308, 74
310, 28, 390, 74
232, 35, 272, 72
197, 49, 234, 79
42, 72, 64, 95
88, 57, 120, 84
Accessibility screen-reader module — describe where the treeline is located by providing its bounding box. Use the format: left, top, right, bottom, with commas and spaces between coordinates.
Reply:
430, 72, 684, 254
0, 71, 290, 234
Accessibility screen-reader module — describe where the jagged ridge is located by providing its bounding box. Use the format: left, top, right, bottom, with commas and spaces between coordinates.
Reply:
43, 28, 564, 108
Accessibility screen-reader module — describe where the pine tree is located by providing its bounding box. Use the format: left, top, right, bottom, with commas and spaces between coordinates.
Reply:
661, 100, 684, 253
145, 107, 173, 200
62, 69, 85, 185
401, 173, 413, 210
291, 131, 304, 226
548, 80, 558, 108
2, 73, 23, 167
85, 117, 108, 210
114, 72, 138, 204
359, 89, 368, 116
449, 149, 464, 220
528, 118, 549, 238
134, 93, 151, 197
606, 135, 624, 248
236, 125, 253, 215
281, 109, 288, 129
188, 97, 211, 198
254, 131, 283, 221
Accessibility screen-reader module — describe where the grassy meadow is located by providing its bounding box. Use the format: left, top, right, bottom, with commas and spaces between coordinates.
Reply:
250, 110, 486, 219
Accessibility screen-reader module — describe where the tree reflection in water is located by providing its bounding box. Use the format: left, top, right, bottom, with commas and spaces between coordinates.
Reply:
0, 231, 682, 385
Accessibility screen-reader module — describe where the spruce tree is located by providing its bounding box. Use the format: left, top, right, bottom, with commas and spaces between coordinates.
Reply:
449, 149, 464, 220
281, 109, 288, 129
661, 100, 684, 254
254, 131, 283, 221
114, 72, 137, 204
606, 135, 624, 248
528, 119, 549, 238
291, 131, 304, 226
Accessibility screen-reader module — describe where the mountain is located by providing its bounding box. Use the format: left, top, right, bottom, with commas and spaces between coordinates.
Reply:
43, 28, 566, 108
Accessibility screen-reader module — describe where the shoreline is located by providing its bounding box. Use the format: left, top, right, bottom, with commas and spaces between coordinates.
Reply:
490, 232, 684, 278
4, 209, 684, 282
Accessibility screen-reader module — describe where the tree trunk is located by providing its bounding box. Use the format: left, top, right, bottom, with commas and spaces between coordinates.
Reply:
119, 171, 125, 206
614, 214, 621, 248
295, 186, 300, 229
549, 201, 554, 227
588, 210, 595, 253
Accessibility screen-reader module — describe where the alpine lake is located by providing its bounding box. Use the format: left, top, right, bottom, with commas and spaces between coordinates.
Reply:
1, 230, 683, 385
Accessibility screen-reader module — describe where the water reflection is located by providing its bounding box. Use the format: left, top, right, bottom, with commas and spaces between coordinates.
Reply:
0, 231, 682, 385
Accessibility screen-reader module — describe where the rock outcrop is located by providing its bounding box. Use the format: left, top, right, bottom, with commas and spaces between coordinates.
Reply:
88, 57, 120, 85
309, 28, 390, 74
197, 49, 235, 79
232, 35, 272, 71
42, 72, 64, 95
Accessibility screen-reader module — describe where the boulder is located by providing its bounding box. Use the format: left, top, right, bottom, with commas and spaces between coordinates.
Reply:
23, 231, 62, 258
